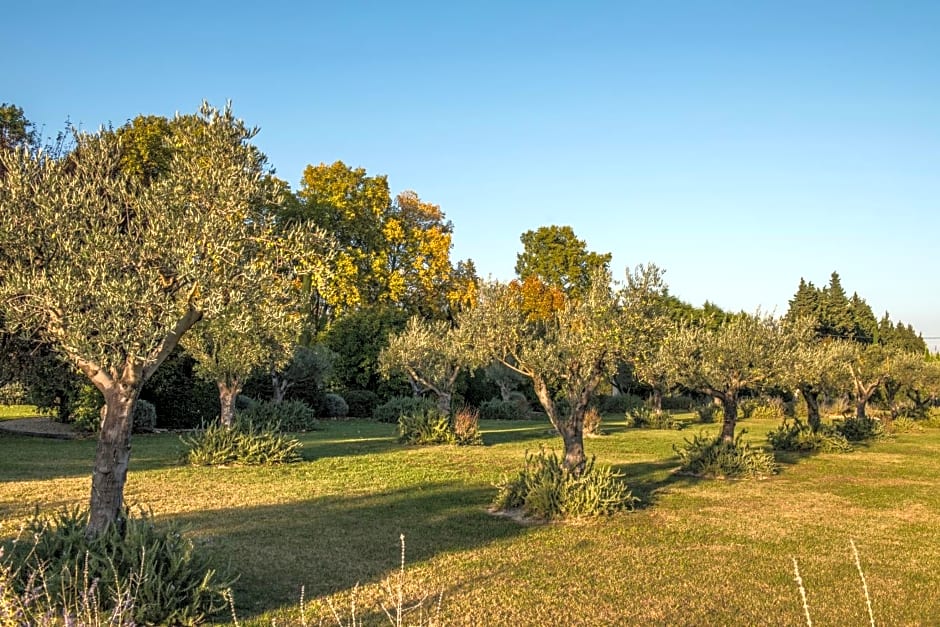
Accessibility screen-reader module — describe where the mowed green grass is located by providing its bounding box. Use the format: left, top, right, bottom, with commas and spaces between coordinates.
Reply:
2, 413, 940, 625
0, 404, 44, 420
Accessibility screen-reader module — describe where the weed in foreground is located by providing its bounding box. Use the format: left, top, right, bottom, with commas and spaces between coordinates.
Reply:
792, 539, 876, 627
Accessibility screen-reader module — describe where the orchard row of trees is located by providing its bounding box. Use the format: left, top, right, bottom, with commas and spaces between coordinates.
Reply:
1, 102, 936, 535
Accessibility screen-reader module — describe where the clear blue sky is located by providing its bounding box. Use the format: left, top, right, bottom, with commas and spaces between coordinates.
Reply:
5, 1, 939, 347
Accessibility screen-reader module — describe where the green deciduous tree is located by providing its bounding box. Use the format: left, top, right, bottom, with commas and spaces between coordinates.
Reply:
514, 225, 611, 297
461, 265, 665, 474
0, 103, 292, 535
659, 314, 798, 442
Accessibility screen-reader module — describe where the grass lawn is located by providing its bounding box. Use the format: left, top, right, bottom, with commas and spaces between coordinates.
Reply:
2, 413, 939, 625
0, 404, 44, 420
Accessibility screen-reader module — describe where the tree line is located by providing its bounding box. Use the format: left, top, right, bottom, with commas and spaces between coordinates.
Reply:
1, 102, 936, 536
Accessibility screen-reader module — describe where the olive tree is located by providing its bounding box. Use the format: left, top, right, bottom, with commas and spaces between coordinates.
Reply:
460, 265, 665, 474
378, 317, 466, 414
0, 103, 301, 534
789, 339, 853, 431
659, 313, 798, 442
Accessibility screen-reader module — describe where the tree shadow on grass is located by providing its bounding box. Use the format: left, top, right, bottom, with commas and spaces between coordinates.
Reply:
611, 457, 702, 510
478, 420, 556, 446
167, 481, 529, 621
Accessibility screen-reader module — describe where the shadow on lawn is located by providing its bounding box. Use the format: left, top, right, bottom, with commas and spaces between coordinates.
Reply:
169, 481, 528, 620
612, 457, 701, 509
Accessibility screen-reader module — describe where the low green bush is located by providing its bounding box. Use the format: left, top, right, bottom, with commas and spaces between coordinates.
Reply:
235, 394, 259, 411
343, 389, 380, 418
237, 399, 318, 432
132, 399, 158, 433
674, 430, 777, 478
627, 405, 682, 430
583, 407, 603, 436
398, 408, 453, 445
833, 415, 886, 442
492, 448, 637, 520
1, 507, 231, 625
373, 396, 436, 423
182, 421, 302, 466
766, 418, 853, 453
0, 382, 27, 405
594, 393, 643, 415
661, 394, 696, 411
319, 393, 349, 419
923, 407, 940, 428
741, 398, 786, 421
889, 416, 923, 434
397, 406, 483, 446
479, 397, 531, 421
694, 403, 720, 424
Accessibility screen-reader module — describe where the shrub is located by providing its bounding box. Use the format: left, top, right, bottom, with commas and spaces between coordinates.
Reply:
583, 407, 603, 436
889, 416, 923, 434
319, 393, 349, 419
594, 393, 643, 415
132, 399, 157, 433
661, 394, 696, 411
1, 507, 231, 625
373, 396, 436, 424
0, 382, 27, 405
741, 398, 786, 421
235, 394, 259, 411
628, 405, 682, 430
452, 406, 483, 445
924, 407, 940, 428
237, 399, 318, 432
674, 430, 778, 478
139, 348, 219, 429
694, 403, 720, 424
766, 418, 853, 453
833, 415, 886, 442
69, 382, 104, 432
182, 421, 302, 466
343, 389, 380, 418
398, 408, 455, 445
492, 448, 637, 520
479, 397, 531, 421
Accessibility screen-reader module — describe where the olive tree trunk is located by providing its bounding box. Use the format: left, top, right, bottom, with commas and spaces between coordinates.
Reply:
271, 372, 290, 403
717, 393, 738, 443
218, 379, 242, 428
799, 385, 822, 432
532, 376, 590, 476
87, 382, 140, 537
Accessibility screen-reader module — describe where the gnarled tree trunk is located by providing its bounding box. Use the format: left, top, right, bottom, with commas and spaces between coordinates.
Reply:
799, 385, 821, 432
218, 379, 242, 428
87, 382, 139, 537
718, 393, 738, 443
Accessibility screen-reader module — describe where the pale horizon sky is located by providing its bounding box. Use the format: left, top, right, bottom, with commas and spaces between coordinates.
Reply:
5, 1, 939, 347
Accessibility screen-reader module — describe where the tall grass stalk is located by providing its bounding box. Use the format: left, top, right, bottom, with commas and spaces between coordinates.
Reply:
791, 556, 812, 627
851, 539, 875, 627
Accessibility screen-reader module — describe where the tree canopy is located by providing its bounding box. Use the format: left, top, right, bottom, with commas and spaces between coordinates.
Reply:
0, 103, 326, 534
514, 225, 611, 297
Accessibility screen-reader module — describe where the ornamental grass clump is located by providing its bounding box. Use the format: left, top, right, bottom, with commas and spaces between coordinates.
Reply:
492, 448, 637, 520
452, 406, 483, 445
0, 507, 231, 625
674, 430, 778, 479
767, 418, 854, 453
182, 421, 302, 466
627, 405, 682, 430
